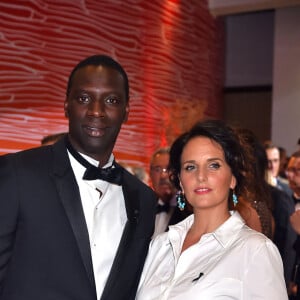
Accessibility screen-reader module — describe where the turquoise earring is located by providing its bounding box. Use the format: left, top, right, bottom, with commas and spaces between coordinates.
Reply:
232, 192, 238, 207
176, 191, 186, 211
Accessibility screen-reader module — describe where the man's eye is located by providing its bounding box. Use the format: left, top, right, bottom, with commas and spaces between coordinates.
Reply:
209, 162, 221, 170
78, 95, 90, 103
105, 97, 119, 104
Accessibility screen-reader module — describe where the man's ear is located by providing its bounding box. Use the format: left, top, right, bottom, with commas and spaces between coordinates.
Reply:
123, 102, 130, 123
64, 100, 69, 118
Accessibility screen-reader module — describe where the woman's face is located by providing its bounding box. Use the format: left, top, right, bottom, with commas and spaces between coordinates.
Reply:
179, 136, 236, 212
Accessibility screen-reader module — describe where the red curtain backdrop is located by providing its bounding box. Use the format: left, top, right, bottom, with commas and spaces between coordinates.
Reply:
0, 0, 224, 168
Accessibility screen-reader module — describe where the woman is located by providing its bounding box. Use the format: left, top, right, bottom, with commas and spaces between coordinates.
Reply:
234, 127, 274, 239
136, 120, 287, 300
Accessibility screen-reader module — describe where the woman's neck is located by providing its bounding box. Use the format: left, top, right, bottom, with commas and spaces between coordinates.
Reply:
181, 209, 230, 253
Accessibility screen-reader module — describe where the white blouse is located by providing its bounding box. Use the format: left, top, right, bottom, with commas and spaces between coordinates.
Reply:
136, 211, 288, 300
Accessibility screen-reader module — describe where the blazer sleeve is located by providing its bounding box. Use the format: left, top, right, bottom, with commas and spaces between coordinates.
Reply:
0, 154, 19, 287
293, 236, 300, 255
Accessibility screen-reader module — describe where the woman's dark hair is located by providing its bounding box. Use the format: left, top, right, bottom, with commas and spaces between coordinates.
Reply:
236, 128, 268, 179
234, 127, 273, 238
169, 119, 247, 199
234, 128, 272, 206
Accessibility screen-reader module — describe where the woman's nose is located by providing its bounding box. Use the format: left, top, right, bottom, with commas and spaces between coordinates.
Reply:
197, 168, 207, 182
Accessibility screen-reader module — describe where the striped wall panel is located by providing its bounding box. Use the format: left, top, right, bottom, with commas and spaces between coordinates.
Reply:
0, 0, 224, 168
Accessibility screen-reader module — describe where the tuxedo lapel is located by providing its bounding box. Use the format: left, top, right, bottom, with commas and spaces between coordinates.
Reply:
51, 139, 96, 291
100, 168, 140, 300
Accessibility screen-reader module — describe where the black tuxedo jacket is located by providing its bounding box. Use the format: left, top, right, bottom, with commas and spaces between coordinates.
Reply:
271, 185, 297, 284
0, 139, 157, 300
168, 206, 192, 227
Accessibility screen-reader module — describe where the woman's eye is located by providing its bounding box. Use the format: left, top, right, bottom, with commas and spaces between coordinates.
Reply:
184, 164, 196, 171
209, 162, 221, 170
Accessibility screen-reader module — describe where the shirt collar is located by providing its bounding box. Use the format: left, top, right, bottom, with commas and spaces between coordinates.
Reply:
79, 152, 115, 168
168, 211, 245, 249
212, 211, 245, 248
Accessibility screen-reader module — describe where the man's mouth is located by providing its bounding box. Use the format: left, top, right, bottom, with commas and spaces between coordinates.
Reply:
84, 125, 106, 137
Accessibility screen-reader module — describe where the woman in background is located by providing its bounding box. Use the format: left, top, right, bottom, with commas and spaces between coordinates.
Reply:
234, 127, 274, 239
136, 119, 287, 300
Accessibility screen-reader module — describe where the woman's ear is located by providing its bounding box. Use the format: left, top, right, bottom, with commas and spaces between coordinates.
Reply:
230, 175, 237, 190
179, 178, 184, 193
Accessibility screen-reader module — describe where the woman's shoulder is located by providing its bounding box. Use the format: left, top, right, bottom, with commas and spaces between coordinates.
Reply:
235, 223, 279, 257
228, 212, 275, 251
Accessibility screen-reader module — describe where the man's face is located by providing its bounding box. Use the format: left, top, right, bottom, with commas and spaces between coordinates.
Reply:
286, 157, 300, 196
150, 152, 175, 203
64, 65, 129, 161
266, 148, 280, 178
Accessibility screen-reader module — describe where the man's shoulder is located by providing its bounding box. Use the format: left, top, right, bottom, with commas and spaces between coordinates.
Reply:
277, 178, 292, 195
122, 167, 155, 193
0, 140, 66, 169
1, 145, 50, 162
120, 167, 157, 211
269, 184, 294, 215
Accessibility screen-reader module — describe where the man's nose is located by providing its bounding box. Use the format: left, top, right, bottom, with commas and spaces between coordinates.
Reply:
268, 161, 273, 169
88, 100, 105, 117
160, 168, 169, 177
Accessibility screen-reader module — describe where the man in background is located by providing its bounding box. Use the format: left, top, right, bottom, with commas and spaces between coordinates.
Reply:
265, 141, 292, 196
150, 147, 190, 238
286, 151, 300, 299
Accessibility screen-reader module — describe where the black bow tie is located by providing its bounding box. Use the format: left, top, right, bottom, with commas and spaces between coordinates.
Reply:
156, 203, 170, 214
65, 137, 123, 185
83, 165, 123, 184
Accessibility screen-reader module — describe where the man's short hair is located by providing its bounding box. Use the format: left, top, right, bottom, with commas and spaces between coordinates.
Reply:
66, 54, 129, 101
150, 147, 170, 166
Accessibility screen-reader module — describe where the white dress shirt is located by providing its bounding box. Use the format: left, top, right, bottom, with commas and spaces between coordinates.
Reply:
68, 151, 127, 299
153, 199, 175, 239
136, 211, 288, 300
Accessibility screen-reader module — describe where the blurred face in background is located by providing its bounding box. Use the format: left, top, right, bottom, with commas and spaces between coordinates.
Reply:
286, 156, 300, 197
266, 147, 280, 178
150, 152, 175, 204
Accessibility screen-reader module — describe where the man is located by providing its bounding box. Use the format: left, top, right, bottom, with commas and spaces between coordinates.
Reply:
286, 151, 300, 207
290, 212, 300, 300
149, 147, 190, 238
286, 151, 300, 299
0, 55, 157, 300
265, 142, 292, 196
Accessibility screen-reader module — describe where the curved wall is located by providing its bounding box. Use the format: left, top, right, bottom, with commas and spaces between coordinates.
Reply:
0, 0, 224, 167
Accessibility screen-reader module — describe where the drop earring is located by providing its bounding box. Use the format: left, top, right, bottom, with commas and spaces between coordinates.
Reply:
176, 190, 186, 211
232, 191, 238, 207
